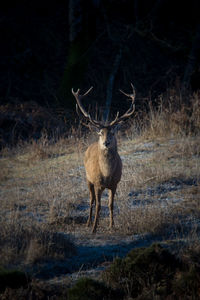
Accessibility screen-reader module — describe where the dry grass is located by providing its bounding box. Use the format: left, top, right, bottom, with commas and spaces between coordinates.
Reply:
125, 88, 200, 141
0, 221, 75, 266
0, 134, 87, 267
113, 91, 200, 240
143, 89, 200, 138
0, 90, 200, 272
116, 136, 200, 236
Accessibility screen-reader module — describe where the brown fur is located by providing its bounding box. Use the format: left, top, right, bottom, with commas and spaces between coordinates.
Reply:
84, 128, 122, 233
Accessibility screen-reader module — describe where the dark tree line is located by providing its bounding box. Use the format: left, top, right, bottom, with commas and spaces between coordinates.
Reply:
0, 0, 200, 112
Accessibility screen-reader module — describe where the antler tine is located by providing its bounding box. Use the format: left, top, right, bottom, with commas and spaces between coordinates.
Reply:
72, 87, 92, 118
109, 83, 136, 126
109, 111, 119, 126
119, 83, 136, 101
72, 87, 102, 128
82, 86, 93, 97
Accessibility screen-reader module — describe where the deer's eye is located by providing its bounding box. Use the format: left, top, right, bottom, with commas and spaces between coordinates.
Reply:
98, 130, 104, 136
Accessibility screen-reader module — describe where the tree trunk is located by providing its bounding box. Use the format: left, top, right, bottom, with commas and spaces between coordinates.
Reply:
58, 0, 98, 109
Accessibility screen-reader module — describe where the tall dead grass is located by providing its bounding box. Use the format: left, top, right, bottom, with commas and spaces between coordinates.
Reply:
126, 88, 200, 140
0, 221, 76, 266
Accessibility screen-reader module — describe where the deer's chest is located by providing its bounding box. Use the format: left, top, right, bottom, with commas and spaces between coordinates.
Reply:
99, 155, 117, 185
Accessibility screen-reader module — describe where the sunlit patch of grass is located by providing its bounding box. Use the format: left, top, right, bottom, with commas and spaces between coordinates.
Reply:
115, 132, 200, 238
0, 135, 87, 268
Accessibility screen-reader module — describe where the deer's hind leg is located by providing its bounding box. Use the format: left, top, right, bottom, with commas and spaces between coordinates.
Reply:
86, 181, 95, 227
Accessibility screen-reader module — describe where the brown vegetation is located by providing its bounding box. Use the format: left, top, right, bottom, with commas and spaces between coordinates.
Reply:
0, 89, 199, 298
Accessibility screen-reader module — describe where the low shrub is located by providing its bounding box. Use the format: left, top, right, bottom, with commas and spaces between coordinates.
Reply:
103, 243, 181, 298
0, 222, 76, 265
67, 277, 119, 300
0, 268, 29, 293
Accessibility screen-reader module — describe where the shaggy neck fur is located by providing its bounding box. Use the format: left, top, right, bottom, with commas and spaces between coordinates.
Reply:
98, 140, 118, 178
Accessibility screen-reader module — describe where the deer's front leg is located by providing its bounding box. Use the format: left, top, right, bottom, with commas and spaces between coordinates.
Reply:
92, 187, 103, 233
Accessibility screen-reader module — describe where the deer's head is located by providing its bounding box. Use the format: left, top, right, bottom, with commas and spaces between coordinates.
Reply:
72, 84, 136, 150
97, 126, 117, 150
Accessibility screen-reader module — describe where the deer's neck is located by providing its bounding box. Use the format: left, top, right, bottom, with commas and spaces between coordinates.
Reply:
98, 144, 118, 178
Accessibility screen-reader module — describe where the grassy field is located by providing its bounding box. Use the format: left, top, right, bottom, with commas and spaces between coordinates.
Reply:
0, 90, 200, 298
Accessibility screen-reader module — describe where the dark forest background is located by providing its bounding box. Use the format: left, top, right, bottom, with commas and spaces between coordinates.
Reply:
0, 0, 200, 146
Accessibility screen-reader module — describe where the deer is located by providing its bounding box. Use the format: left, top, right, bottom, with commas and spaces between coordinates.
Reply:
72, 84, 136, 233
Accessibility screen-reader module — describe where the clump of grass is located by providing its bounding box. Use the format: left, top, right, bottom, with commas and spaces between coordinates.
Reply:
172, 243, 200, 298
103, 244, 179, 297
0, 267, 30, 293
115, 202, 173, 236
126, 89, 200, 140
67, 278, 118, 300
0, 221, 76, 266
0, 277, 70, 299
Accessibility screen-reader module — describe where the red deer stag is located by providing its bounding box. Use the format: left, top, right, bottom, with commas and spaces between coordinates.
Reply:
72, 84, 136, 233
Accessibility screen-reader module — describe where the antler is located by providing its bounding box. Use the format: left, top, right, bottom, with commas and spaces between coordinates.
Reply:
109, 83, 136, 126
72, 83, 136, 128
72, 87, 103, 128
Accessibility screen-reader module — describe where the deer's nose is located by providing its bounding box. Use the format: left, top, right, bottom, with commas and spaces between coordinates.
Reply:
104, 141, 110, 147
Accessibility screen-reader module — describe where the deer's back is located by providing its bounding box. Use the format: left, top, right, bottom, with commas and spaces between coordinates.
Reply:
84, 142, 122, 188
